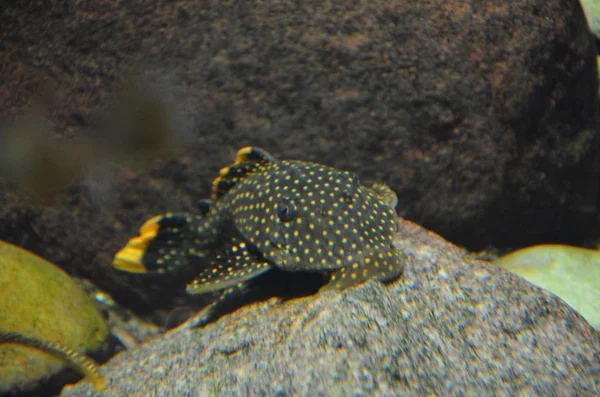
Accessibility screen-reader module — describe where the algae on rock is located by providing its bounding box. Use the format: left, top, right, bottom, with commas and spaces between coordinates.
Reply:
0, 241, 107, 393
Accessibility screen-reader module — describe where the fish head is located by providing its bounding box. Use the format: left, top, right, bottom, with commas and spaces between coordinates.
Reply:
227, 159, 398, 272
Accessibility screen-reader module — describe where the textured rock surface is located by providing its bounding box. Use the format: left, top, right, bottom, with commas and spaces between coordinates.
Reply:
0, 0, 597, 311
0, 241, 107, 393
60, 220, 600, 397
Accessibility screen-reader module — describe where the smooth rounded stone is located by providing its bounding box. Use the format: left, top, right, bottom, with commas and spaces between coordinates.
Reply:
0, 0, 597, 310
60, 220, 600, 397
0, 241, 108, 394
581, 0, 600, 38
495, 244, 600, 329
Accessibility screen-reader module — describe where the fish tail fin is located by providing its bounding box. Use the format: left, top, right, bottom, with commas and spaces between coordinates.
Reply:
112, 213, 208, 273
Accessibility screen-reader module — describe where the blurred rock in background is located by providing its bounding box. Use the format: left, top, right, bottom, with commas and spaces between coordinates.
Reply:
0, 0, 597, 312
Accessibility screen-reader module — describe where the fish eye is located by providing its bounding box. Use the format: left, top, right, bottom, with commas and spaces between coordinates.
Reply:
277, 198, 298, 222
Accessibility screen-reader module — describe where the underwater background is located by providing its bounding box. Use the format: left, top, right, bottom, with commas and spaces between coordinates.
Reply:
1, 1, 599, 396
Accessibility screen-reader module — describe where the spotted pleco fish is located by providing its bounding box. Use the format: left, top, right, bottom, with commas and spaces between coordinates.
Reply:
113, 147, 405, 295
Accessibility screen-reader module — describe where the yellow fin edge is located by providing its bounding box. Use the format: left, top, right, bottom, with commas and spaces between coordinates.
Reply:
112, 215, 162, 272
211, 146, 256, 200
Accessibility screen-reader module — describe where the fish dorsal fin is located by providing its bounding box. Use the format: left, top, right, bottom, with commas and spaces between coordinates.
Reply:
211, 146, 277, 200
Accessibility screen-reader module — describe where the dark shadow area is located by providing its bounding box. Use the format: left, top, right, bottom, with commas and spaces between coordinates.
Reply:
166, 268, 329, 330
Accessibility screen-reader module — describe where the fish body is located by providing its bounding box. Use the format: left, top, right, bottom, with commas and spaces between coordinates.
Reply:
114, 147, 404, 295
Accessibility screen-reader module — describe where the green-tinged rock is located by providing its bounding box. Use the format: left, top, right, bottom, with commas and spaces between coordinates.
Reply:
494, 244, 600, 328
597, 55, 600, 97
0, 241, 108, 393
581, 0, 600, 39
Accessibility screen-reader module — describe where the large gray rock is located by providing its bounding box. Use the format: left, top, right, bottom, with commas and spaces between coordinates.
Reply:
60, 220, 600, 397
0, 0, 597, 310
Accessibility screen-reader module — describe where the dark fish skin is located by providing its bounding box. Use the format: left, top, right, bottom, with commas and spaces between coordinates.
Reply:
113, 147, 405, 295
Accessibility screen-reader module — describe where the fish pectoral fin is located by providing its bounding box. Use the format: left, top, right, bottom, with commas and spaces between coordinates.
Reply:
321, 246, 406, 291
369, 183, 398, 210
186, 239, 272, 295
171, 283, 252, 331
112, 213, 208, 273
